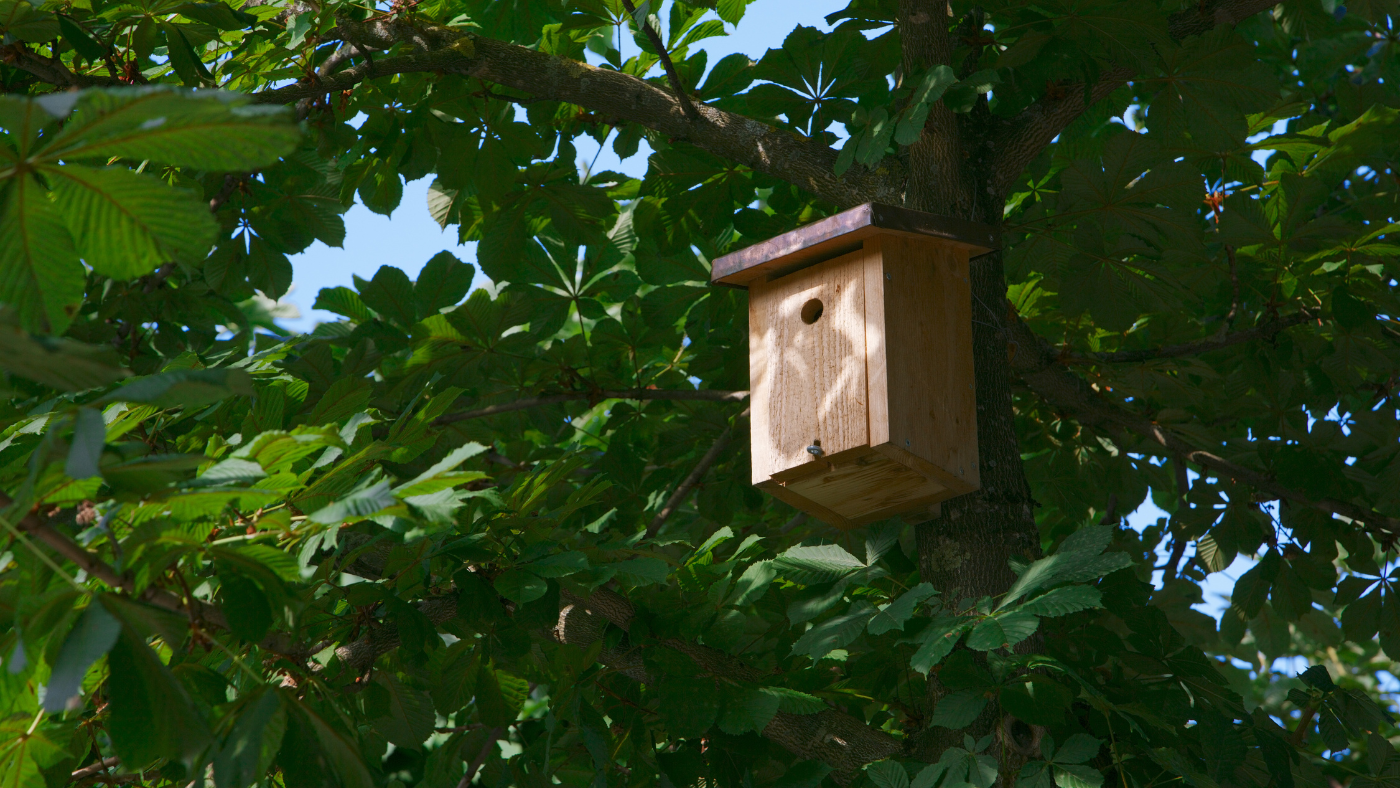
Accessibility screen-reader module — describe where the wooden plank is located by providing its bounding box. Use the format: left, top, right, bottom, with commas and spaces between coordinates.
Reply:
757, 479, 855, 530
712, 204, 999, 288
878, 235, 980, 491
747, 250, 868, 480
785, 449, 947, 523
862, 236, 889, 448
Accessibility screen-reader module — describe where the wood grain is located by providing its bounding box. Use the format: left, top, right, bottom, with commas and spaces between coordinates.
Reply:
874, 235, 980, 491
748, 250, 868, 481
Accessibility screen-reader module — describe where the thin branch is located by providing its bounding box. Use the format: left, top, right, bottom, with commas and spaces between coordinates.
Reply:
208, 174, 242, 212
8, 47, 118, 89
1066, 312, 1311, 365
646, 418, 740, 538
254, 19, 902, 208
435, 388, 748, 426
1219, 245, 1241, 337
1007, 313, 1400, 547
71, 757, 122, 781
456, 727, 504, 788
618, 0, 699, 120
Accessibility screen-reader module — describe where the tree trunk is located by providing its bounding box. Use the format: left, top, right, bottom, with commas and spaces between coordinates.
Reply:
897, 4, 1043, 752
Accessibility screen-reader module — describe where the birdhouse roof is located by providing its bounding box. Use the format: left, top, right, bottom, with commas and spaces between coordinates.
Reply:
710, 203, 998, 289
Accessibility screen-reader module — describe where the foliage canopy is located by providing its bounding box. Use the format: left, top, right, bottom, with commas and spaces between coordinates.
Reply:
1, 1, 1399, 787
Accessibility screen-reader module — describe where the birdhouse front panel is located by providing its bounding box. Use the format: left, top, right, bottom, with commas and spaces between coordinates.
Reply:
712, 203, 998, 528
747, 248, 869, 485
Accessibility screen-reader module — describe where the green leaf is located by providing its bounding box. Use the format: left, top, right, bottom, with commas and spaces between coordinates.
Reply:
65, 407, 106, 480
44, 602, 121, 712
791, 602, 875, 661
40, 88, 298, 171
493, 569, 547, 604
717, 686, 781, 735
1053, 764, 1104, 788
105, 626, 212, 769
868, 582, 937, 635
289, 697, 375, 788
865, 760, 911, 788
1015, 585, 1103, 618
174, 2, 256, 29
50, 165, 216, 278
0, 176, 86, 333
1053, 734, 1102, 765
308, 479, 396, 524
414, 252, 475, 320
355, 265, 417, 327
220, 570, 272, 642
727, 560, 776, 606
161, 22, 214, 86
894, 65, 957, 145
931, 689, 988, 729
774, 543, 866, 584
523, 551, 589, 577
212, 689, 286, 788
57, 16, 108, 60
910, 616, 971, 674
615, 556, 671, 585
371, 673, 435, 749
100, 368, 253, 409
0, 316, 127, 391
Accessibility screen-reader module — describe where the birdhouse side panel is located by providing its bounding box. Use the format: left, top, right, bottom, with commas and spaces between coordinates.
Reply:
870, 234, 979, 491
747, 250, 869, 482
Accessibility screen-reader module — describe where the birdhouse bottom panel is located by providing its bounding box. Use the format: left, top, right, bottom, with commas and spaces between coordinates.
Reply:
756, 445, 959, 529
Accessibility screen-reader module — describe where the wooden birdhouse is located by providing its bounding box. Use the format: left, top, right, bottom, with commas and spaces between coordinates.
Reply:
711, 203, 998, 529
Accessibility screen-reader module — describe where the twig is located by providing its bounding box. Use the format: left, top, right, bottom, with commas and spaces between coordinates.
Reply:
1217, 245, 1241, 338
435, 389, 748, 426
1068, 312, 1310, 365
617, 0, 700, 120
646, 414, 742, 537
779, 511, 809, 534
456, 727, 504, 788
71, 757, 121, 781
208, 174, 241, 212
1098, 493, 1118, 525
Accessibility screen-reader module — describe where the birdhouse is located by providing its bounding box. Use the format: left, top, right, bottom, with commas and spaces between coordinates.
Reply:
712, 203, 998, 529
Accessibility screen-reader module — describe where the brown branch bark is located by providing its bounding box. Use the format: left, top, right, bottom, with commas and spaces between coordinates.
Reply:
1067, 312, 1311, 364
898, 1, 968, 217
8, 47, 118, 88
251, 19, 902, 208
1006, 315, 1400, 546
988, 0, 1282, 197
71, 757, 122, 781
456, 727, 504, 788
435, 388, 748, 426
645, 420, 738, 537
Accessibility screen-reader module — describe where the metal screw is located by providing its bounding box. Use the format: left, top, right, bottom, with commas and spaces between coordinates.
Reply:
806, 444, 824, 457
885, 272, 892, 280
905, 439, 911, 447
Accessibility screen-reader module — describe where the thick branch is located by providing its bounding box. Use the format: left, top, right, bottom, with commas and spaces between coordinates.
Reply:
253, 19, 901, 208
1007, 316, 1400, 545
1068, 312, 1311, 364
988, 0, 1281, 197
8, 47, 117, 89
435, 388, 747, 426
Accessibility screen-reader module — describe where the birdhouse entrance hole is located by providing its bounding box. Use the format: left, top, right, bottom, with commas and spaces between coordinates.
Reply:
711, 203, 998, 529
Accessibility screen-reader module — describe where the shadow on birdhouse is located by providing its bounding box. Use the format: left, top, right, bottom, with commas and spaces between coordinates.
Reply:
712, 203, 998, 529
